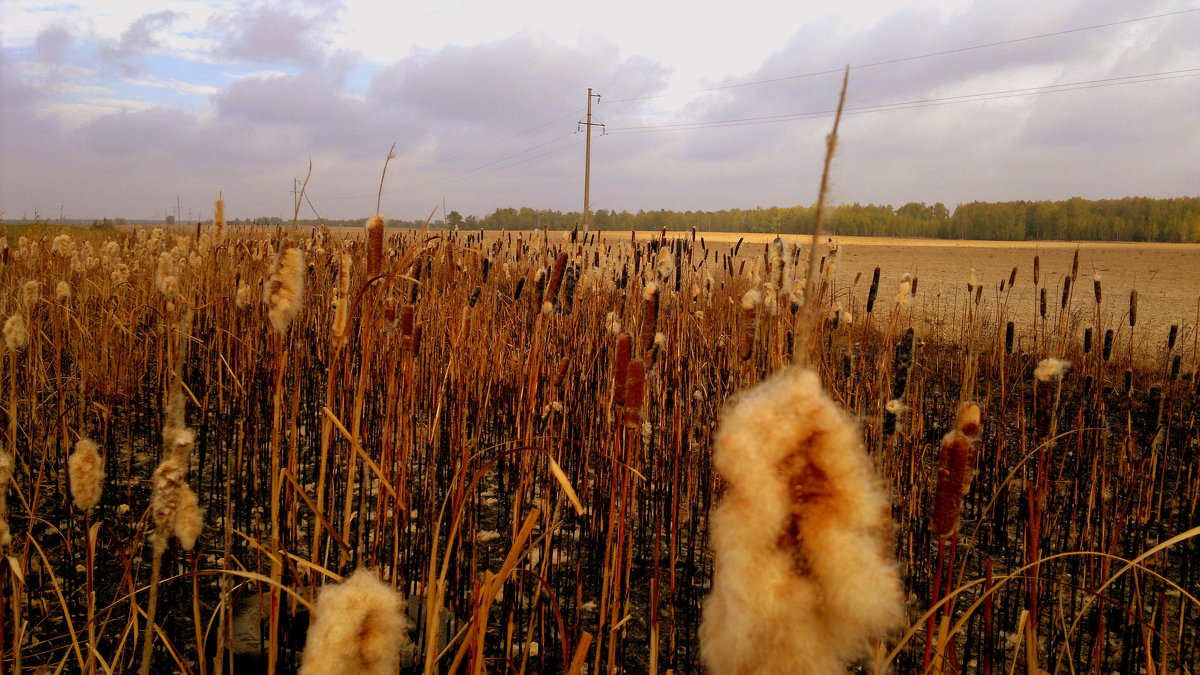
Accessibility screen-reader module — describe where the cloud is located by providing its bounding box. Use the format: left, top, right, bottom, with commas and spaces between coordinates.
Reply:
369, 31, 668, 128
95, 10, 184, 75
1, 1, 1197, 221
208, 2, 337, 68
35, 24, 73, 64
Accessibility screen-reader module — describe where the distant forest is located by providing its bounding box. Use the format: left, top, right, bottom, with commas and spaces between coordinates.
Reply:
237, 196, 1200, 243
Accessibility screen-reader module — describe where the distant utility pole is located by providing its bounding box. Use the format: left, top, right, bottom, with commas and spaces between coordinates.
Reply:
580, 88, 604, 236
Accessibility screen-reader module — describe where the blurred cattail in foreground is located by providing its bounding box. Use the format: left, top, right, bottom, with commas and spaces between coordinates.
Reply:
298, 569, 412, 675
701, 368, 903, 674
68, 438, 105, 511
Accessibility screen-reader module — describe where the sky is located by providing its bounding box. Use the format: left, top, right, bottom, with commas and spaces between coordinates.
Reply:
1, 0, 1198, 222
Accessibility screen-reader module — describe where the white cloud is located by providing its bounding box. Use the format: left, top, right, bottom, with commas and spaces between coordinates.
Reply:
125, 76, 219, 96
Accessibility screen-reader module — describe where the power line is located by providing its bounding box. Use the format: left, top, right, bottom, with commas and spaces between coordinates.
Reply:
314, 108, 584, 189
317, 131, 583, 200
604, 68, 1200, 134
382, 139, 585, 196
606, 7, 1200, 103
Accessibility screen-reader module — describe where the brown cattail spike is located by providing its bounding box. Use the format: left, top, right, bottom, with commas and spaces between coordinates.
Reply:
623, 359, 646, 428
612, 332, 632, 407
542, 252, 568, 313
1128, 289, 1137, 327
931, 430, 975, 537
366, 214, 384, 278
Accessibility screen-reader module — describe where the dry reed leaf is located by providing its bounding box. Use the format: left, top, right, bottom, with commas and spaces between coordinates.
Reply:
545, 453, 585, 516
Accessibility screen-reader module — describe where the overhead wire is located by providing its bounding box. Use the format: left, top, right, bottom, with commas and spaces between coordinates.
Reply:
605, 7, 1200, 103
603, 68, 1200, 134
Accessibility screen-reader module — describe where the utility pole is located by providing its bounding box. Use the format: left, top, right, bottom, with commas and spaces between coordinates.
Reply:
580, 88, 604, 236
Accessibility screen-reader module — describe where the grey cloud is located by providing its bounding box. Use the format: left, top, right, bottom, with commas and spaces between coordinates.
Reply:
35, 24, 73, 64
208, 2, 338, 67
95, 10, 183, 75
369, 31, 668, 128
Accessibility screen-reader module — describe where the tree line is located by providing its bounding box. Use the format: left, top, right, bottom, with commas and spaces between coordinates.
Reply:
467, 197, 1200, 242
225, 196, 1199, 242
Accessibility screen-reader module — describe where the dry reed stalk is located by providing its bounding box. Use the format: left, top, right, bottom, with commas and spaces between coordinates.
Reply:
701, 368, 903, 674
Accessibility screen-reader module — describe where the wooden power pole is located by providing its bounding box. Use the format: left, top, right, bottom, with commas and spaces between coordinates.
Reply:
581, 88, 604, 235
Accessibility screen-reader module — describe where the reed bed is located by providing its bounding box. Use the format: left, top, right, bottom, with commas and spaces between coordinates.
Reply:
0, 221, 1196, 674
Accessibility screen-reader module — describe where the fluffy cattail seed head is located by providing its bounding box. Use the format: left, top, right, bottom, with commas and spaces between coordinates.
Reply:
266, 247, 306, 334
1034, 357, 1069, 382
701, 368, 903, 674
23, 280, 40, 307
174, 485, 203, 550
55, 281, 71, 302
68, 439, 105, 511
956, 402, 981, 438
298, 569, 413, 675
150, 454, 188, 549
3, 313, 28, 351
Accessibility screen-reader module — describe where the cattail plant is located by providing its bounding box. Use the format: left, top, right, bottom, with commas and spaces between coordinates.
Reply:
925, 403, 981, 669
298, 569, 413, 675
141, 424, 202, 675
701, 368, 903, 674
